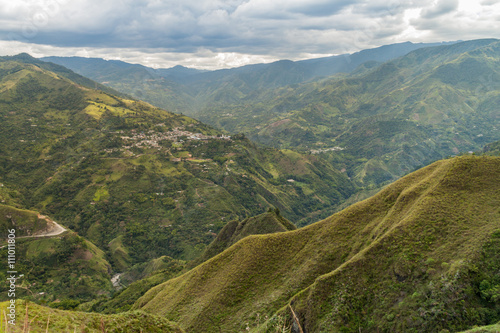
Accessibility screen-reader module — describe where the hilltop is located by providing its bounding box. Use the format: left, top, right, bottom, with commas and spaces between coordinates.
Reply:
134, 155, 500, 332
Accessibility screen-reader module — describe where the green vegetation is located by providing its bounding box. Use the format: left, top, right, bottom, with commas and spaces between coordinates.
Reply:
0, 204, 48, 237
84, 256, 186, 314
135, 156, 500, 332
483, 140, 500, 156
0, 230, 113, 304
87, 211, 294, 314
0, 300, 183, 332
195, 209, 296, 264
0, 56, 356, 303
459, 322, 500, 332
51, 39, 500, 188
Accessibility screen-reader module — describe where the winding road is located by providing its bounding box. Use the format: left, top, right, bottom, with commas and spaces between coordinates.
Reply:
18, 215, 67, 239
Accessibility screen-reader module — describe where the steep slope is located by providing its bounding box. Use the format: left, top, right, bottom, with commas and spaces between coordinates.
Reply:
1, 53, 128, 98
85, 256, 186, 314
134, 156, 500, 332
197, 210, 296, 263
0, 56, 355, 269
0, 230, 114, 304
0, 186, 112, 303
86, 211, 294, 314
0, 204, 50, 237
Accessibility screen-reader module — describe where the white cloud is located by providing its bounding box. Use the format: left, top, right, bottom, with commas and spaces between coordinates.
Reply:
0, 0, 498, 69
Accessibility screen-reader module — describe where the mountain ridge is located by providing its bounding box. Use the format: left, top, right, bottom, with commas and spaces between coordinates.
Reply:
134, 155, 500, 332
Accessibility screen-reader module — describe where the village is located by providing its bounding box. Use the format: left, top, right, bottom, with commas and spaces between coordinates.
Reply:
103, 126, 232, 157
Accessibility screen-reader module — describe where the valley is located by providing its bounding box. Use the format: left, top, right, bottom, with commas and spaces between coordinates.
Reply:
0, 39, 499, 332
47, 39, 500, 188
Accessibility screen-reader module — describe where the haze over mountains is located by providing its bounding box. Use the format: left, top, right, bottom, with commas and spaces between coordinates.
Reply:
0, 38, 499, 332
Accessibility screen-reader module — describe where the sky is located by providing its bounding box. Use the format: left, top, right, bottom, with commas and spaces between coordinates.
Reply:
0, 0, 499, 70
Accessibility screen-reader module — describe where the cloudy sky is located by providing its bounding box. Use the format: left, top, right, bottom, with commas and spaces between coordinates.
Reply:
0, 0, 499, 69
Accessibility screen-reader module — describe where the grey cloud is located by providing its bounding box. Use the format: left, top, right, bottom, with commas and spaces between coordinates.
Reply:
288, 0, 359, 17
421, 0, 459, 19
0, 0, 499, 70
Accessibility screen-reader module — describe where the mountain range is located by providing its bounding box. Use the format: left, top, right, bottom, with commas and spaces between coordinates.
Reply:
43, 39, 500, 188
0, 39, 499, 332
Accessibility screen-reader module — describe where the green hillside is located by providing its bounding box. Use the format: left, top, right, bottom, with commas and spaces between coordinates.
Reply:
84, 211, 294, 315
483, 140, 500, 156
197, 209, 296, 264
0, 229, 114, 304
0, 56, 355, 272
85, 256, 186, 314
0, 204, 49, 237
135, 155, 500, 332
0, 300, 183, 333
42, 40, 500, 189
459, 322, 500, 333
197, 39, 500, 186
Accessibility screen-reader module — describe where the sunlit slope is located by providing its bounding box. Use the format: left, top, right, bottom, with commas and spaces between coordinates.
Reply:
135, 156, 500, 332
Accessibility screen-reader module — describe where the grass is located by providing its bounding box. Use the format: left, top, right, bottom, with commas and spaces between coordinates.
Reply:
134, 156, 500, 332
193, 210, 296, 266
459, 322, 500, 333
0, 300, 184, 332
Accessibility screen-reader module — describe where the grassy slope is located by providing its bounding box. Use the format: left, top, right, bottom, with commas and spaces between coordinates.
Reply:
85, 211, 294, 315
85, 256, 186, 314
459, 322, 500, 333
196, 210, 296, 264
0, 58, 355, 269
0, 204, 48, 237
0, 300, 183, 333
134, 156, 500, 332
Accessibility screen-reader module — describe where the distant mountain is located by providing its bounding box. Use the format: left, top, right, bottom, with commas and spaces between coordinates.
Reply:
134, 155, 500, 332
41, 41, 451, 116
44, 40, 500, 190
193, 38, 500, 186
